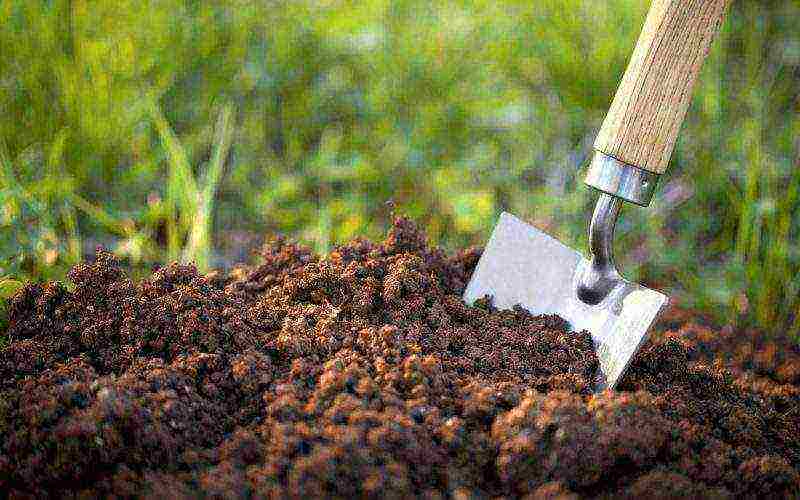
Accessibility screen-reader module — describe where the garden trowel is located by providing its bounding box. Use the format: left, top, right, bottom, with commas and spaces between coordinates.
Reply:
464, 0, 731, 390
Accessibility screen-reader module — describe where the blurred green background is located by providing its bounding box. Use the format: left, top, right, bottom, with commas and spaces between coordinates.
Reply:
1, 0, 798, 337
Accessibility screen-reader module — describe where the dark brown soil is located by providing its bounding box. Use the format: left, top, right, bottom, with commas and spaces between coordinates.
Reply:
1, 217, 799, 498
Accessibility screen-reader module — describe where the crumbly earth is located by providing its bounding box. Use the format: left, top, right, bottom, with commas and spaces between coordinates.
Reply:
1, 218, 799, 498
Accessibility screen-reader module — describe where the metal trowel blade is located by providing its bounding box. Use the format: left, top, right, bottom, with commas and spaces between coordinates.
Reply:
463, 212, 668, 391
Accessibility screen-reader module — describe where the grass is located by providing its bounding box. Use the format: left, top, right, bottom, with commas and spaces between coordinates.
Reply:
150, 97, 235, 271
0, 0, 798, 340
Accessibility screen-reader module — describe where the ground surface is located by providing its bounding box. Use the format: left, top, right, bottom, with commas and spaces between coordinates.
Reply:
1, 218, 799, 498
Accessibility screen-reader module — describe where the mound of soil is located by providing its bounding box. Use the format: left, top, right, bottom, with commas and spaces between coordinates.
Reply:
2, 217, 799, 498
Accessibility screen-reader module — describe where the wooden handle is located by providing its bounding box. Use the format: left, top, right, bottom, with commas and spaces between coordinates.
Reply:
594, 0, 730, 175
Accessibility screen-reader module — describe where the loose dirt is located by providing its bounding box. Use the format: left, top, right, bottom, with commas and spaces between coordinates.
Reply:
1, 217, 799, 498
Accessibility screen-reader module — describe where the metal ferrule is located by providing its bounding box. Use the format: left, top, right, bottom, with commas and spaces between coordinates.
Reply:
584, 151, 660, 207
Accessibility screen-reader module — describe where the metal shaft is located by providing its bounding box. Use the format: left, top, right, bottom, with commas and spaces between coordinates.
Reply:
577, 193, 622, 305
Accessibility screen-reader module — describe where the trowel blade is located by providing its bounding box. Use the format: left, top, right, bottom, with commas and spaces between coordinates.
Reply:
463, 212, 668, 391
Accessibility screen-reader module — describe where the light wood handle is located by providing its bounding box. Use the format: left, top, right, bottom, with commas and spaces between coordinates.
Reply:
594, 0, 730, 175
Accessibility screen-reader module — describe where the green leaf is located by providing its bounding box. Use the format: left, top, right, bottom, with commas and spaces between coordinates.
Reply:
0, 279, 23, 299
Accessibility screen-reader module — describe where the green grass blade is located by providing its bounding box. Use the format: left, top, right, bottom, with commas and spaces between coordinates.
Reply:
149, 98, 200, 262
183, 103, 235, 271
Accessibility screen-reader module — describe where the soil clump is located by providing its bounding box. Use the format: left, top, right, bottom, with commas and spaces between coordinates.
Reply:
1, 217, 799, 498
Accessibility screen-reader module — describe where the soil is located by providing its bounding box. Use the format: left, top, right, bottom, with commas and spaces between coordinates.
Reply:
1, 217, 799, 498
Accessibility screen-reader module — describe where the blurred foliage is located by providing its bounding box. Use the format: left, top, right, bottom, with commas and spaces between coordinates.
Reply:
0, 0, 798, 336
